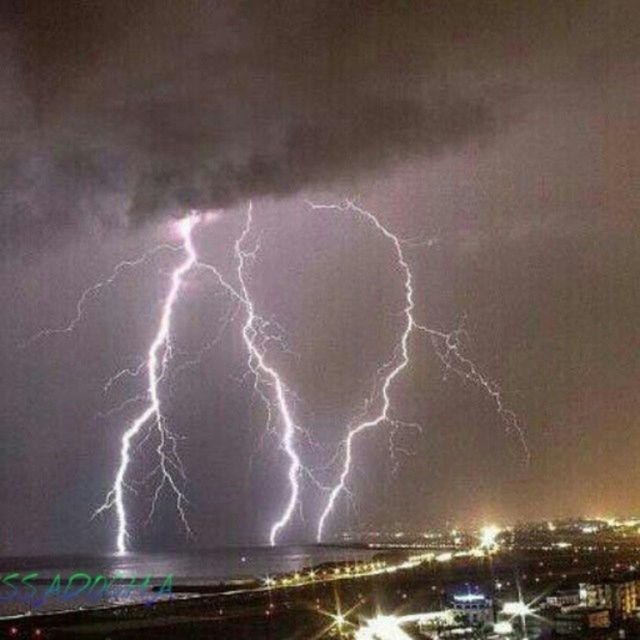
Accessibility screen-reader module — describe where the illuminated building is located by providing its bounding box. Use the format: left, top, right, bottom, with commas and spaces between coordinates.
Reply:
545, 589, 580, 608
580, 582, 610, 609
580, 578, 640, 620
554, 607, 610, 635
450, 593, 494, 626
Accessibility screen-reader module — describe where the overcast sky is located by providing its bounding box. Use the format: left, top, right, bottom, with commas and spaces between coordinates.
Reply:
1, 1, 640, 554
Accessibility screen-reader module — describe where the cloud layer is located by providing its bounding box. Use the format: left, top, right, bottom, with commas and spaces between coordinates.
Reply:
0, 1, 523, 248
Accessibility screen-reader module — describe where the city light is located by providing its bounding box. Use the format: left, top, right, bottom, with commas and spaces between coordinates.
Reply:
502, 601, 533, 617
316, 594, 361, 638
494, 620, 514, 634
479, 525, 501, 551
436, 552, 453, 562
453, 593, 486, 603
355, 615, 413, 640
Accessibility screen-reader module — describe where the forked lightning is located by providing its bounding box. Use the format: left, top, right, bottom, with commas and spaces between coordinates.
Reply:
309, 201, 527, 542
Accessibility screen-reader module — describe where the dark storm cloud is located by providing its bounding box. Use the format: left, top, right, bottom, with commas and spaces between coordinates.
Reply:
0, 0, 522, 248
4, 0, 640, 253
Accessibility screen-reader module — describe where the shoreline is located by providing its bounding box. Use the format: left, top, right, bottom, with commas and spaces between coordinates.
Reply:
0, 546, 398, 623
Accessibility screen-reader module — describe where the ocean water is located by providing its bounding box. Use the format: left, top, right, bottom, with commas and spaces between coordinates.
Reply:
0, 545, 377, 618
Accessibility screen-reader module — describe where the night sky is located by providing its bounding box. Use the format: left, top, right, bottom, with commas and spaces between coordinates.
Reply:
1, 1, 639, 554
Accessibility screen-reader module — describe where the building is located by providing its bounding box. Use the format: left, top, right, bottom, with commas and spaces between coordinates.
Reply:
450, 593, 494, 626
580, 582, 611, 609
611, 580, 639, 619
554, 606, 610, 635
580, 578, 640, 620
546, 589, 580, 608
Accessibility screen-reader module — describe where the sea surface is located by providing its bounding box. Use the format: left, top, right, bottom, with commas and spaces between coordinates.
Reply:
0, 545, 378, 618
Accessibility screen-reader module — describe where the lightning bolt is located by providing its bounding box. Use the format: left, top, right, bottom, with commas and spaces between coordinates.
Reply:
232, 205, 304, 546
310, 201, 417, 543
310, 201, 528, 542
189, 204, 311, 545
27, 209, 274, 551
94, 216, 200, 553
